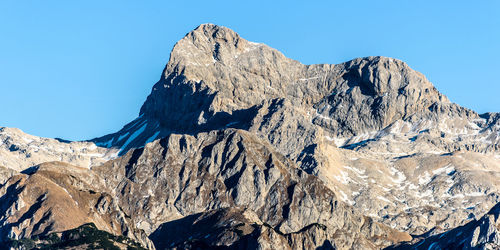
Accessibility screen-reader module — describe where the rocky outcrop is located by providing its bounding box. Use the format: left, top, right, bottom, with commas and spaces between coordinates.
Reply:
95, 129, 411, 249
0, 161, 152, 248
321, 150, 500, 235
0, 127, 117, 172
390, 202, 500, 249
0, 129, 411, 249
149, 207, 330, 249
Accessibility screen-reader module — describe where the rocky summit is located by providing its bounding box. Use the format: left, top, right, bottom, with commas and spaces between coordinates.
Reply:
0, 24, 499, 249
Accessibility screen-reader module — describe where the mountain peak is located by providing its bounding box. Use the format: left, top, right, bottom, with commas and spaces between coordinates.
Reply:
165, 23, 269, 78
94, 24, 497, 157
190, 23, 239, 41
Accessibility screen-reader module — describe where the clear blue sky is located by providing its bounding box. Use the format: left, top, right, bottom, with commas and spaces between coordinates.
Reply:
1, 1, 499, 140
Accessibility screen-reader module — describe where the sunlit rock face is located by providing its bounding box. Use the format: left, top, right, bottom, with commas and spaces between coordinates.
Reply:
0, 24, 498, 249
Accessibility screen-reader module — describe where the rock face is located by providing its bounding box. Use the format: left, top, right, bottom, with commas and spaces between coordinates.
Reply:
0, 23, 499, 249
93, 24, 498, 155
96, 129, 411, 249
389, 202, 500, 249
0, 127, 117, 172
0, 162, 152, 248
0, 130, 410, 249
92, 23, 500, 236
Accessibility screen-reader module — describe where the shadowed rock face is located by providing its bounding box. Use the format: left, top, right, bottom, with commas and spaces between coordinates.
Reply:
2, 223, 146, 250
148, 207, 332, 250
1, 24, 499, 249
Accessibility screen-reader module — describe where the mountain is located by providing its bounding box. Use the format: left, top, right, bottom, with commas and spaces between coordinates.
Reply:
93, 24, 499, 155
0, 24, 499, 249
92, 23, 500, 235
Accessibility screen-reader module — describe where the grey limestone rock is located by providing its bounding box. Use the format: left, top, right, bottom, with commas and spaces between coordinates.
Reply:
1, 23, 499, 249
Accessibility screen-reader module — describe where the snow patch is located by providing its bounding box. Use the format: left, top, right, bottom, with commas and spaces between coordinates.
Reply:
415, 189, 432, 198
389, 167, 406, 184
299, 76, 320, 81
333, 171, 356, 185
343, 166, 368, 179
338, 190, 355, 205
120, 123, 148, 154
377, 196, 392, 203
96, 137, 114, 148
118, 132, 130, 142
22, 137, 33, 144
145, 131, 161, 145
333, 137, 346, 147
419, 171, 432, 185
432, 165, 455, 176
314, 111, 332, 121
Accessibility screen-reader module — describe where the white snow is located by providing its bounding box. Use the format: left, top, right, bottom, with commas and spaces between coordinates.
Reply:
333, 137, 346, 147
343, 165, 364, 175
120, 123, 148, 154
390, 121, 402, 133
465, 192, 485, 197
449, 194, 465, 199
314, 111, 332, 121
414, 189, 432, 198
118, 132, 130, 142
299, 76, 320, 81
333, 171, 356, 185
343, 166, 368, 179
248, 41, 261, 46
225, 122, 238, 128
418, 171, 432, 185
389, 167, 407, 184
28, 145, 40, 152
145, 131, 161, 145
266, 85, 277, 92
127, 117, 145, 128
377, 196, 392, 203
338, 190, 355, 205
85, 153, 105, 158
22, 137, 33, 144
432, 165, 455, 175
97, 137, 114, 148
